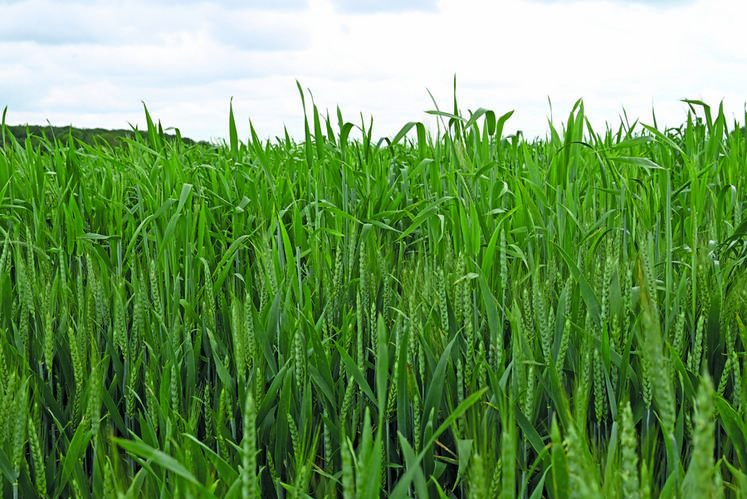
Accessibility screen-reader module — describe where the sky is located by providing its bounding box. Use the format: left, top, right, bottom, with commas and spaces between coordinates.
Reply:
1, 0, 746, 143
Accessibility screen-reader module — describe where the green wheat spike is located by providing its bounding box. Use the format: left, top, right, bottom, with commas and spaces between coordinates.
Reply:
689, 373, 718, 496
620, 402, 640, 499
470, 451, 487, 499
232, 294, 246, 383
593, 349, 607, 424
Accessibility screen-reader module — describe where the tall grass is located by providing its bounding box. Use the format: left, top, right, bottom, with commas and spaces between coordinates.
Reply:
0, 91, 745, 498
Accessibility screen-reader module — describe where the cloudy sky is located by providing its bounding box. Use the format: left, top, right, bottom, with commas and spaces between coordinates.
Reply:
1, 0, 746, 142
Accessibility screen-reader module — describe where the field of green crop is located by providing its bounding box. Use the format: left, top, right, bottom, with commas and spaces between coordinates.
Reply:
0, 88, 746, 498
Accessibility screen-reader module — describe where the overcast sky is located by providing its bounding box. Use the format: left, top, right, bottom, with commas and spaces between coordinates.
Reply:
1, 0, 746, 142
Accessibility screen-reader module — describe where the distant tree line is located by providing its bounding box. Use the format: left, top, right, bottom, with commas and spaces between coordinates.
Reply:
0, 124, 207, 150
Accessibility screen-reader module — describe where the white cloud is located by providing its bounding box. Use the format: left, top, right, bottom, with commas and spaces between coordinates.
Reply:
1, 0, 746, 142
329, 0, 438, 13
0, 0, 311, 49
143, 0, 308, 7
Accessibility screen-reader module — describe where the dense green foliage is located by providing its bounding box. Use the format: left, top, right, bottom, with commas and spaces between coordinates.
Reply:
0, 92, 746, 498
1, 122, 203, 151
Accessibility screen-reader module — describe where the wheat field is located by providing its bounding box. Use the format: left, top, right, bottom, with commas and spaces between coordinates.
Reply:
0, 88, 745, 498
